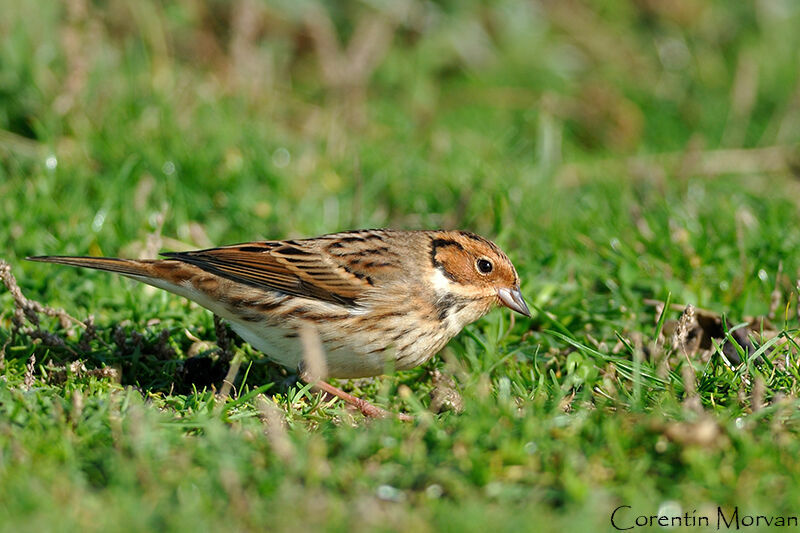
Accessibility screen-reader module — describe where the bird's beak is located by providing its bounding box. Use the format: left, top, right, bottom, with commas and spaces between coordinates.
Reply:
497, 287, 530, 317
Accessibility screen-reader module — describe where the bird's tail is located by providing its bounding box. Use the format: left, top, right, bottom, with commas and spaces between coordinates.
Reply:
26, 254, 204, 301
26, 256, 158, 278
27, 254, 234, 318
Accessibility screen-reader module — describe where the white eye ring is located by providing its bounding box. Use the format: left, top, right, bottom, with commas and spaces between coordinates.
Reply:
476, 258, 493, 274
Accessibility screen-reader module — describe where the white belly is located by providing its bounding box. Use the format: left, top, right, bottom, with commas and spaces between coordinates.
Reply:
227, 320, 397, 378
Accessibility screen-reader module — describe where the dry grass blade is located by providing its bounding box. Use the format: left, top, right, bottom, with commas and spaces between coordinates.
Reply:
299, 323, 328, 383
681, 363, 702, 414
721, 51, 758, 148
54, 0, 93, 116
217, 351, 241, 402
216, 314, 241, 402
671, 304, 695, 357
230, 0, 271, 95
768, 262, 783, 321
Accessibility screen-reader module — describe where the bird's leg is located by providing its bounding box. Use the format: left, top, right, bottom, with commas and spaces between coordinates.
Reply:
298, 368, 412, 421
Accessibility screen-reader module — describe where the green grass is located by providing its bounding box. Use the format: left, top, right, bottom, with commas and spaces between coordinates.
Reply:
2, 1, 800, 531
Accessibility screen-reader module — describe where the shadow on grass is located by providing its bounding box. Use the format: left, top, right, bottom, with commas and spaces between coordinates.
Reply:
1, 258, 296, 396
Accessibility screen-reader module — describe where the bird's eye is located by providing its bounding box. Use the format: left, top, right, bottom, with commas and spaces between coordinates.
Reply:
476, 258, 493, 274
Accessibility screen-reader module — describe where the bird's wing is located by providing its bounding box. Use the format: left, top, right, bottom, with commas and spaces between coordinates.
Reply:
162, 238, 385, 307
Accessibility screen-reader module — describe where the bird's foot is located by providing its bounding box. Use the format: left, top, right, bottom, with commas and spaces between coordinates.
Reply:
299, 371, 413, 422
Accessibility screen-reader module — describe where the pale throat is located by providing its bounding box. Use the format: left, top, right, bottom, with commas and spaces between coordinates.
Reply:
429, 268, 453, 294
428, 268, 491, 333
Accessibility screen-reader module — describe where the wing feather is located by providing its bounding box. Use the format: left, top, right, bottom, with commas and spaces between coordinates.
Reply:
162, 238, 386, 306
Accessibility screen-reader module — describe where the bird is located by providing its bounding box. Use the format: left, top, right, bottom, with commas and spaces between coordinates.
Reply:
28, 229, 529, 418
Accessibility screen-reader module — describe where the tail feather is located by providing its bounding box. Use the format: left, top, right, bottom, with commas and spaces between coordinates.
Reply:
27, 253, 231, 313
26, 256, 156, 278
29, 254, 239, 321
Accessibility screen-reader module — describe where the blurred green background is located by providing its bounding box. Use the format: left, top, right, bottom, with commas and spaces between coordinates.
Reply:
3, 0, 798, 257
2, 1, 800, 531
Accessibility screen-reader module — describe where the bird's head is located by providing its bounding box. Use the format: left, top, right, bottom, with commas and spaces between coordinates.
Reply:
429, 231, 530, 318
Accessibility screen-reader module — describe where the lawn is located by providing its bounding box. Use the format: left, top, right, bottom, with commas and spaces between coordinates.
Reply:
2, 1, 800, 531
